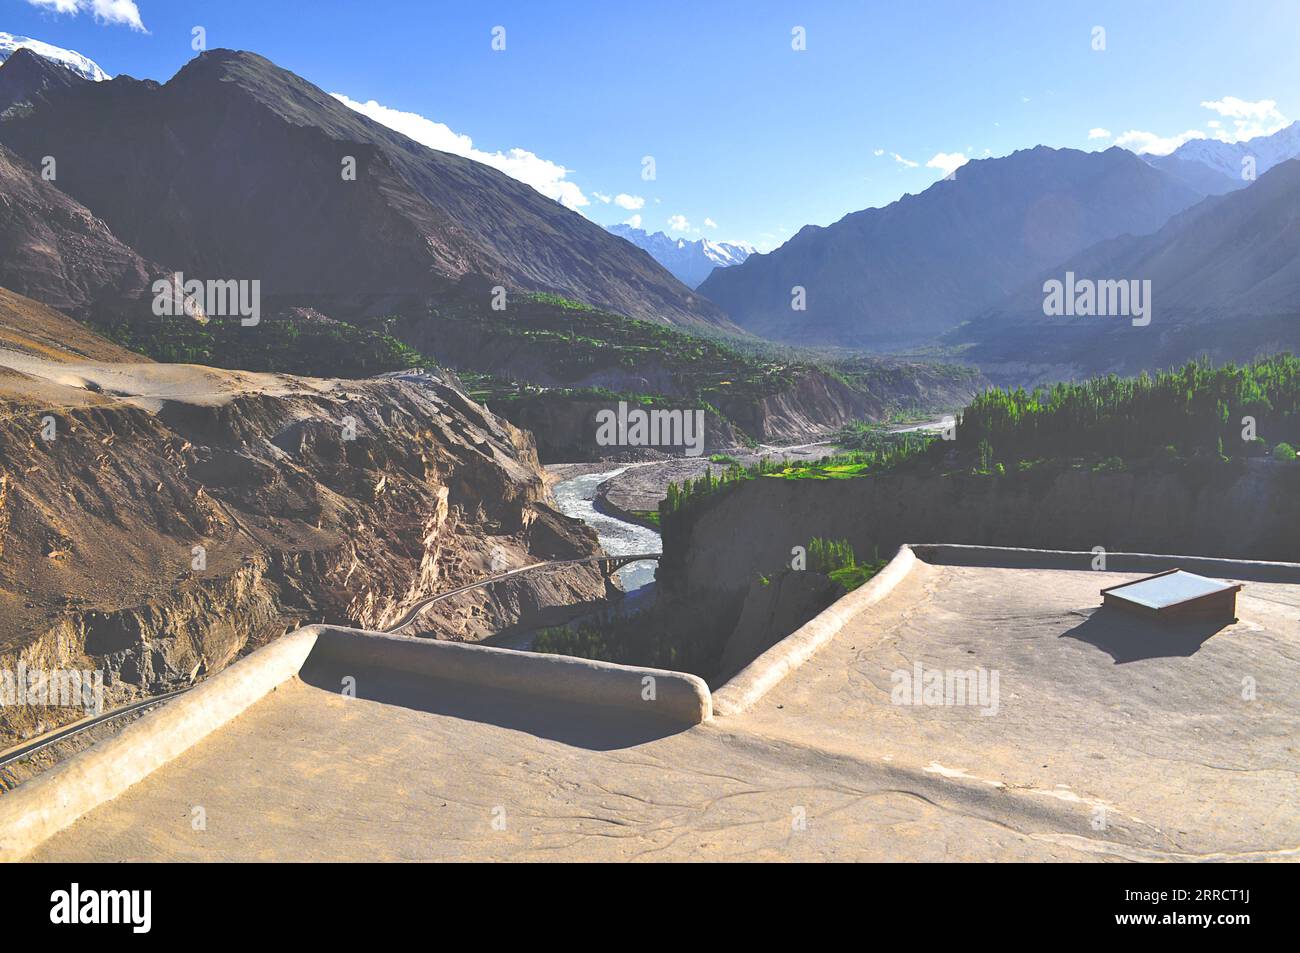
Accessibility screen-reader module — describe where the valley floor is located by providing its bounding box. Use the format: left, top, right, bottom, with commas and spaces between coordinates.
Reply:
29, 555, 1300, 861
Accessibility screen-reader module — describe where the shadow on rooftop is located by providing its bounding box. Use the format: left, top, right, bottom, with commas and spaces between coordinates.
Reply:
1060, 607, 1232, 663
297, 657, 690, 751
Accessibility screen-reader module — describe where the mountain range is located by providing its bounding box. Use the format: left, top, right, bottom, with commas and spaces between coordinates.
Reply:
949, 156, 1300, 382
698, 146, 1203, 348
606, 224, 754, 288
2, 35, 1298, 395
0, 48, 726, 331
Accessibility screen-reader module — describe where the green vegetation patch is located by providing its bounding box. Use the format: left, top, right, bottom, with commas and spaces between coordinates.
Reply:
105, 314, 429, 379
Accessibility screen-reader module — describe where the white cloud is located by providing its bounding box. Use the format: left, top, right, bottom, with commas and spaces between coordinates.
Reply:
26, 0, 146, 31
622, 214, 642, 229
1201, 96, 1283, 121
1199, 96, 1289, 141
666, 214, 691, 233
703, 217, 718, 229
873, 148, 885, 156
1111, 97, 1290, 157
332, 93, 588, 209
1114, 128, 1206, 156
926, 152, 969, 177
891, 152, 919, 168
1087, 127, 1112, 140
613, 193, 644, 210
592, 191, 612, 203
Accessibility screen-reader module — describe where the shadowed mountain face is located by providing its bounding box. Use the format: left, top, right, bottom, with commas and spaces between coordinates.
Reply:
949, 158, 1300, 383
0, 49, 728, 329
0, 47, 86, 113
697, 146, 1202, 348
0, 142, 163, 314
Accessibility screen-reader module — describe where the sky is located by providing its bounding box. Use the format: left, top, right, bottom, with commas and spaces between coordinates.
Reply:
5, 0, 1300, 250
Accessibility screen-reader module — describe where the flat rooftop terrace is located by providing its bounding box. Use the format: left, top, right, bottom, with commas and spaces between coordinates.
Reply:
21, 550, 1300, 862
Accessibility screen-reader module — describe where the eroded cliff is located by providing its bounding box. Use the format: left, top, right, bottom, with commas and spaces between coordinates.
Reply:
0, 293, 608, 744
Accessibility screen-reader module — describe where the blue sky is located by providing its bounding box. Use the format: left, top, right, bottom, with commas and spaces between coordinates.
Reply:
7, 0, 1299, 250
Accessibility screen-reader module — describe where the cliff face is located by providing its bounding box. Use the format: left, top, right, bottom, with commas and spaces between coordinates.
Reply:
660, 462, 1300, 602
0, 308, 607, 744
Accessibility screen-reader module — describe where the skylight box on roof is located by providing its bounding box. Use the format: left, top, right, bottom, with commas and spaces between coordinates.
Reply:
1101, 569, 1242, 623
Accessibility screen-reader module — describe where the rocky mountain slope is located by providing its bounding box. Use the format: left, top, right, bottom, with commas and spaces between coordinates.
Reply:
0, 49, 726, 330
0, 288, 608, 745
607, 224, 754, 288
951, 158, 1300, 383
0, 140, 164, 316
698, 146, 1202, 348
0, 46, 87, 113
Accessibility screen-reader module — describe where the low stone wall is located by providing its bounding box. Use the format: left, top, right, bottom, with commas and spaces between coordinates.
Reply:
910, 543, 1300, 583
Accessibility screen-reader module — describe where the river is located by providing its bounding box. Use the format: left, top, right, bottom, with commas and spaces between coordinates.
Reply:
550, 466, 661, 593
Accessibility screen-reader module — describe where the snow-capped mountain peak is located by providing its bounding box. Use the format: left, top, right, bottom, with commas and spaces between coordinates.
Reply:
607, 224, 755, 288
0, 32, 109, 82
1172, 121, 1300, 176
1144, 121, 1300, 195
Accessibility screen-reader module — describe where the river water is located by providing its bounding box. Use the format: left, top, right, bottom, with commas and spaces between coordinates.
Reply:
550, 466, 661, 593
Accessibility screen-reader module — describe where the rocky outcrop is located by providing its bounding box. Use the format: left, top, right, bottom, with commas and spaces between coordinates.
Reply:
0, 326, 608, 745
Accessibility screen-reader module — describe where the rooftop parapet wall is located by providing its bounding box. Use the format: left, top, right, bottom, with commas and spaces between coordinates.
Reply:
0, 624, 711, 861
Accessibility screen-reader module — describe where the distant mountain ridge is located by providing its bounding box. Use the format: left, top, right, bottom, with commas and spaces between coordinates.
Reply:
950, 157, 1300, 382
1144, 121, 1300, 195
0, 48, 728, 330
698, 146, 1203, 348
607, 224, 755, 288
